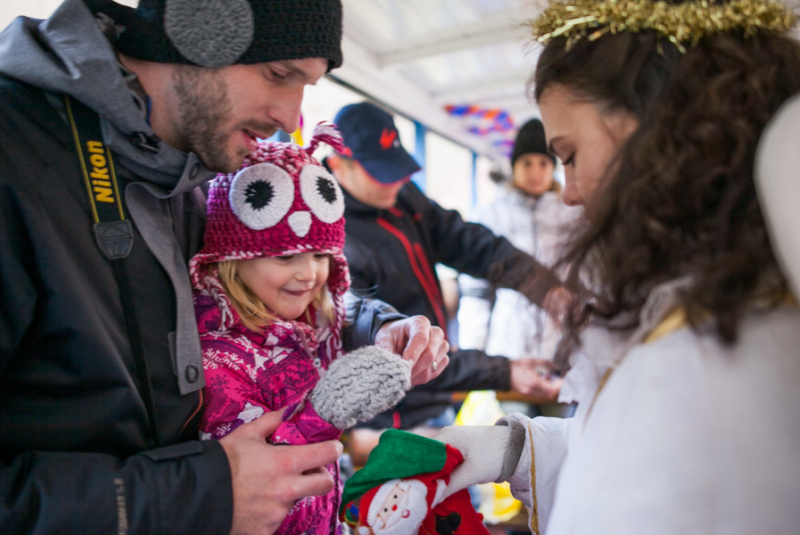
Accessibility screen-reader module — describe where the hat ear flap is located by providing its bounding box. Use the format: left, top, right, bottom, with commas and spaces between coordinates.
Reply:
307, 123, 345, 155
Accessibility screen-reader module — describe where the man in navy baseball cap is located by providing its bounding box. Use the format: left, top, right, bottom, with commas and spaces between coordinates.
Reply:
335, 102, 421, 184
328, 101, 568, 434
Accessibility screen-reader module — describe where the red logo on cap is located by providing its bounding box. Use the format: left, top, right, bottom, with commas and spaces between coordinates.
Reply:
380, 128, 397, 150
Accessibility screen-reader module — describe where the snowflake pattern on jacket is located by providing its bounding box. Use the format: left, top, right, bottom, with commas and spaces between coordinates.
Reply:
196, 292, 343, 535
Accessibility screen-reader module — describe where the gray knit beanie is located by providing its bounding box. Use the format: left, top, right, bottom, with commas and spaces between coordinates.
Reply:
84, 0, 343, 70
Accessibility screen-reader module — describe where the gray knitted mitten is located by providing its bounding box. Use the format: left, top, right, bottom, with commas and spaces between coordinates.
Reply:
310, 346, 412, 429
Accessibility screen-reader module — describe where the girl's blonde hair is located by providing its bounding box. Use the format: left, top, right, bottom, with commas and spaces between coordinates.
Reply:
215, 258, 335, 332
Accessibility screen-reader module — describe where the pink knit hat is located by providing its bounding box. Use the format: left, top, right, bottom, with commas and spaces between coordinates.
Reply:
190, 124, 350, 340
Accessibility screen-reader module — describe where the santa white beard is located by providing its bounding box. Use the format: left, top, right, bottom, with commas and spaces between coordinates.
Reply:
366, 479, 429, 535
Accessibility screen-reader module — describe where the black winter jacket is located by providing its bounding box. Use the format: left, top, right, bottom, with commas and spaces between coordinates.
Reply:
343, 183, 563, 429
0, 68, 401, 535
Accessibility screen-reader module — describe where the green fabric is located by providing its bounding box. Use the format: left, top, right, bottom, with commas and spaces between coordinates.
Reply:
341, 429, 448, 513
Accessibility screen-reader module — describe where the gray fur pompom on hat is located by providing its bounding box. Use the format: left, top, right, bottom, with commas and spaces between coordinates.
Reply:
310, 346, 412, 430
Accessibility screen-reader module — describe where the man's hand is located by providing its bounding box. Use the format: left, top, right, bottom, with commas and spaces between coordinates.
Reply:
219, 410, 343, 535
375, 316, 450, 386
509, 358, 563, 402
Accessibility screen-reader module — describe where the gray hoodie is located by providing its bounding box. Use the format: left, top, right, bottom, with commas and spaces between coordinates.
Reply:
0, 0, 212, 394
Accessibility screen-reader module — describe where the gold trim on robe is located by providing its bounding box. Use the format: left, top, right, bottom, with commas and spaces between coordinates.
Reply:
528, 426, 540, 535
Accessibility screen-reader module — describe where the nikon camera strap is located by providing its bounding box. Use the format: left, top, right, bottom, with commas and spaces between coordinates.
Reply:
65, 95, 158, 439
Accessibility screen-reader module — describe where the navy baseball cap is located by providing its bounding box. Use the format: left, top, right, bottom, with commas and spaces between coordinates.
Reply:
334, 102, 421, 184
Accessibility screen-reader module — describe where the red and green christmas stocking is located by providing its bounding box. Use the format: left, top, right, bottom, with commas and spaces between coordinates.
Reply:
340, 429, 490, 535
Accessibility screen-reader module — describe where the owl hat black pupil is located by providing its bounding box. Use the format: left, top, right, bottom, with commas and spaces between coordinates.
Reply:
245, 180, 274, 210
317, 176, 338, 204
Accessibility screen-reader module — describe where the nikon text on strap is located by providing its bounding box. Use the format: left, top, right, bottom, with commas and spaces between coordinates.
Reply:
65, 95, 158, 440
65, 95, 134, 259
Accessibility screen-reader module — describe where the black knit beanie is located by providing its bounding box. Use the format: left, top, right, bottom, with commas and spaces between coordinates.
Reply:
511, 118, 556, 167
84, 0, 343, 71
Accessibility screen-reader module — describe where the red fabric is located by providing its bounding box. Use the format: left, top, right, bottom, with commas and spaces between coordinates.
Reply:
424, 489, 488, 535
345, 445, 490, 535
196, 293, 339, 441
196, 292, 342, 534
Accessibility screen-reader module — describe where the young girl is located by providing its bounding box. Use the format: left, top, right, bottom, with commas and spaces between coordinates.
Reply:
426, 1, 800, 534
190, 127, 410, 535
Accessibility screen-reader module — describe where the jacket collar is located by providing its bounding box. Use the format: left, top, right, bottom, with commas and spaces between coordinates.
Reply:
341, 182, 418, 218
342, 185, 385, 217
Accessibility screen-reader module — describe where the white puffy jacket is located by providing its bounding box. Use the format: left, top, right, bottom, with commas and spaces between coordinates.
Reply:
458, 187, 581, 359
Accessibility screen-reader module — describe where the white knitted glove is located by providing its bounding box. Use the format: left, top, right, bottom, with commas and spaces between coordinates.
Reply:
310, 346, 412, 429
435, 417, 526, 500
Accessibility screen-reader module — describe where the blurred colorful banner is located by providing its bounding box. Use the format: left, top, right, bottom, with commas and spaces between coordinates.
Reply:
445, 104, 516, 157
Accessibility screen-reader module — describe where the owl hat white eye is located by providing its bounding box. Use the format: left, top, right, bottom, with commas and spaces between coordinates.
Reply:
299, 164, 345, 224
229, 163, 295, 230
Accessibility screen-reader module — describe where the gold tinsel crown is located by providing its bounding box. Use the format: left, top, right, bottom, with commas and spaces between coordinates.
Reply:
530, 0, 797, 51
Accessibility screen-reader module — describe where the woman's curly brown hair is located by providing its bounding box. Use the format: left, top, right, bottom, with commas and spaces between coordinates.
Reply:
533, 7, 800, 370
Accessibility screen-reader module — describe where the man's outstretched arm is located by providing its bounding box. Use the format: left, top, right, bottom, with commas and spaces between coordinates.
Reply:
342, 293, 450, 385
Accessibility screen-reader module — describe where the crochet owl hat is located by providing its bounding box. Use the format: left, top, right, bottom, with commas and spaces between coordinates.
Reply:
190, 124, 350, 335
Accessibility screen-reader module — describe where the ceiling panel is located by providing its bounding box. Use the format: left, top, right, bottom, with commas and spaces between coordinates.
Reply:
339, 0, 543, 158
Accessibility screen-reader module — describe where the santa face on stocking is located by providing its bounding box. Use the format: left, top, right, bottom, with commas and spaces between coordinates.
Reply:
365, 479, 428, 535
341, 431, 489, 535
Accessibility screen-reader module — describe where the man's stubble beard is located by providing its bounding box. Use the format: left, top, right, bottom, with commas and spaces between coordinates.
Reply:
173, 66, 247, 173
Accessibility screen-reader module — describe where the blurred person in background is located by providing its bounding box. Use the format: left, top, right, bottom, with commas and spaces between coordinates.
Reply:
459, 118, 582, 417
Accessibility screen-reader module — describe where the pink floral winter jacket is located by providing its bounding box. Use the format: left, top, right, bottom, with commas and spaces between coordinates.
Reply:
196, 293, 343, 535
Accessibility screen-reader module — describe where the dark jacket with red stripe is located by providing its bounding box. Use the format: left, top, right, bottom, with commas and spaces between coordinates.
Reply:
343, 182, 564, 429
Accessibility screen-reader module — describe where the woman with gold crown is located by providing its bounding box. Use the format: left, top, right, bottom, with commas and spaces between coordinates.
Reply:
424, 0, 800, 533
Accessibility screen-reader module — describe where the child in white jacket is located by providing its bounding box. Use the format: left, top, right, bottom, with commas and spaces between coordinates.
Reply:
458, 119, 581, 362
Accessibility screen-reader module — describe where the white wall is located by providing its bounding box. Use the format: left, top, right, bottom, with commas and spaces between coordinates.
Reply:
425, 131, 473, 216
